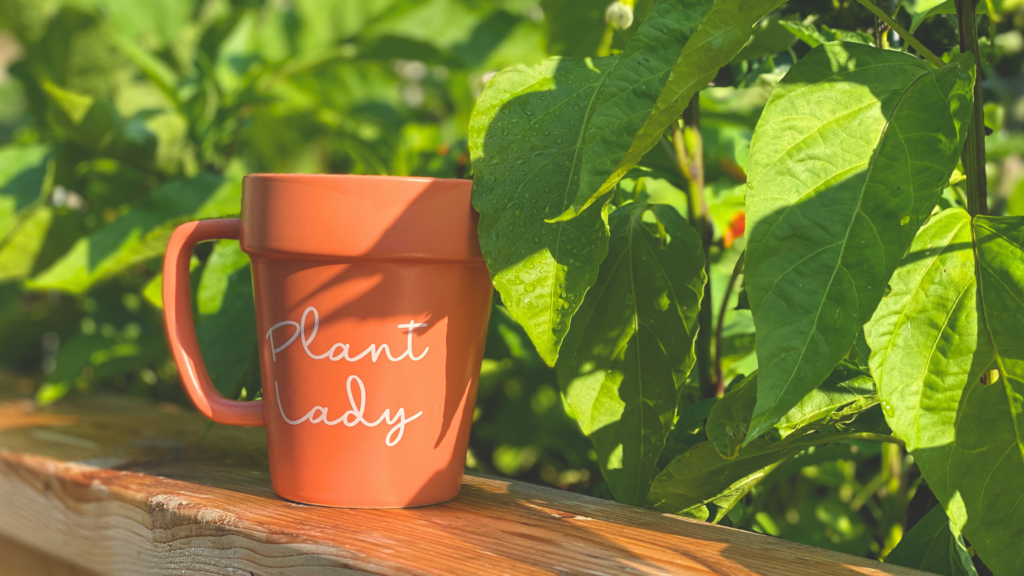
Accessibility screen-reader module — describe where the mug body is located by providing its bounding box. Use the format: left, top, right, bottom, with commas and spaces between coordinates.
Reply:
239, 174, 492, 507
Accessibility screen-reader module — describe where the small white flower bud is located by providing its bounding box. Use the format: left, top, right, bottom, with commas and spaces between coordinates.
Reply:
604, 1, 633, 31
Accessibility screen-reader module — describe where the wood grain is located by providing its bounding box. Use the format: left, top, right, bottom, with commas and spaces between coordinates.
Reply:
0, 390, 934, 576
0, 534, 100, 576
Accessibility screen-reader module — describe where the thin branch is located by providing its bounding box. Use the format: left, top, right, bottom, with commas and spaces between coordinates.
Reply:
674, 96, 715, 399
955, 0, 988, 216
714, 250, 745, 396
841, 432, 906, 447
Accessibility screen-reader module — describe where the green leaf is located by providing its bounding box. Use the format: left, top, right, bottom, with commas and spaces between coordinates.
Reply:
141, 256, 199, 309
778, 20, 875, 49
705, 373, 757, 458
292, 0, 400, 53
35, 335, 108, 406
361, 0, 497, 58
43, 80, 95, 125
865, 207, 988, 508
0, 145, 53, 282
470, 56, 613, 365
557, 203, 705, 505
195, 240, 258, 399
949, 214, 1024, 576
852, 329, 871, 368
775, 362, 875, 434
108, 32, 179, 102
887, 505, 978, 576
0, 205, 53, 283
649, 423, 888, 521
705, 363, 875, 458
659, 396, 718, 466
41, 82, 159, 165
648, 437, 801, 521
910, 0, 987, 34
733, 14, 798, 62
744, 43, 975, 442
539, 0, 607, 58
0, 144, 52, 240
471, 0, 784, 363
94, 0, 195, 50
777, 20, 829, 48
27, 173, 239, 294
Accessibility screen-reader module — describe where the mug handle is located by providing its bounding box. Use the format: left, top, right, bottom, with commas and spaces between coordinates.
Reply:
163, 218, 264, 427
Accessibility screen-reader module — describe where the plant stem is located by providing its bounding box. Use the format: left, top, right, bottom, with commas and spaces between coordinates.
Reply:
854, 0, 946, 67
956, 0, 988, 217
958, 1, 996, 382
850, 469, 888, 512
834, 432, 907, 447
673, 96, 716, 399
715, 251, 744, 395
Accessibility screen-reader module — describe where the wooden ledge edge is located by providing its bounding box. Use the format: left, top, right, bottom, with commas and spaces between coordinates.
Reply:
0, 396, 935, 576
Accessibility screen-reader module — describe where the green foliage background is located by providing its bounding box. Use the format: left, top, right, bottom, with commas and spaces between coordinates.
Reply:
2, 0, 1024, 571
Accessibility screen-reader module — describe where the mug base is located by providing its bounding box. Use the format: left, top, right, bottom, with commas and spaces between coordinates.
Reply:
272, 487, 463, 509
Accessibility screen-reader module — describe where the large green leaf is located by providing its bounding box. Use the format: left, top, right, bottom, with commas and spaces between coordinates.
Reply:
26, 173, 239, 294
556, 203, 704, 505
886, 505, 978, 576
471, 0, 783, 364
744, 43, 975, 441
470, 56, 613, 366
865, 207, 989, 508
950, 215, 1024, 576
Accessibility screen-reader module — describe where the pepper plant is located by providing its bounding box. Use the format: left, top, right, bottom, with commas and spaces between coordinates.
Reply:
469, 0, 1022, 573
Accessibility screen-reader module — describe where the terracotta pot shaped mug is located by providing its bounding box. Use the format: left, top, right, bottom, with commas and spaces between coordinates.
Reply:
162, 175, 493, 508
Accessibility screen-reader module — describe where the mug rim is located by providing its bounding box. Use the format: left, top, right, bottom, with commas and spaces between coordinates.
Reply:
243, 173, 471, 186
239, 172, 481, 262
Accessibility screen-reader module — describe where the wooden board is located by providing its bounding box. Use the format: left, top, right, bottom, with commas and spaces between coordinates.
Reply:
0, 534, 100, 576
0, 389, 934, 575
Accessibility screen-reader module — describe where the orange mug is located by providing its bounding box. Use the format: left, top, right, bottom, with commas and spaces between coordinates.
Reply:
162, 175, 493, 507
